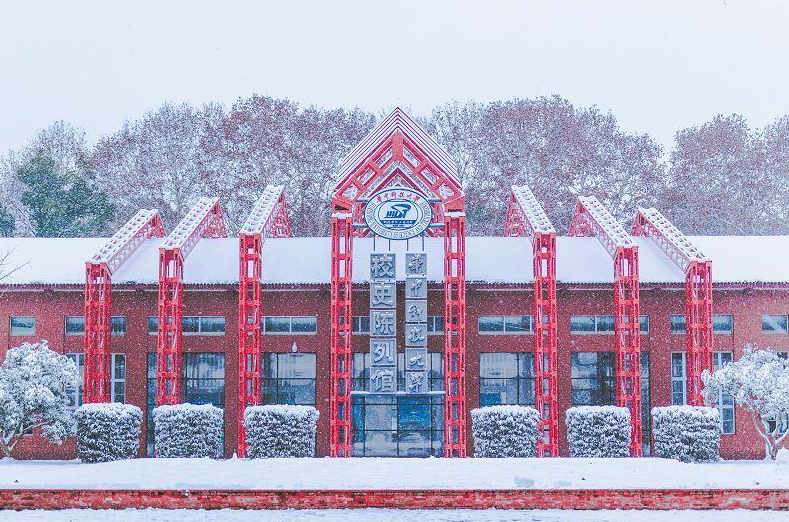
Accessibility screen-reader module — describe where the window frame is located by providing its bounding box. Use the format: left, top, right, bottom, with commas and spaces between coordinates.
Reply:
111, 353, 126, 403
478, 352, 536, 407
477, 315, 533, 335
182, 316, 226, 336
762, 314, 788, 334
712, 314, 734, 335
262, 316, 318, 335
10, 316, 36, 336
670, 314, 686, 334
260, 352, 317, 406
65, 315, 86, 336
65, 353, 85, 411
427, 315, 444, 335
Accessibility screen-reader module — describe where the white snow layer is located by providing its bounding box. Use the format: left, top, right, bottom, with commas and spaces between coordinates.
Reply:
0, 457, 787, 490
0, 509, 786, 522
0, 235, 786, 286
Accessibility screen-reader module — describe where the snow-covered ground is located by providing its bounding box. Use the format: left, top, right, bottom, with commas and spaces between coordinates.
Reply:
0, 509, 787, 522
1, 456, 787, 490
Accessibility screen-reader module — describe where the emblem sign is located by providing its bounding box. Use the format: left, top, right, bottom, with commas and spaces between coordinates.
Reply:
364, 189, 433, 240
370, 253, 396, 393
404, 252, 428, 393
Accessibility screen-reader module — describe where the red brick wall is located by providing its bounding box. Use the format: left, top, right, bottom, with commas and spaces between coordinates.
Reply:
1, 488, 787, 510
2, 284, 787, 460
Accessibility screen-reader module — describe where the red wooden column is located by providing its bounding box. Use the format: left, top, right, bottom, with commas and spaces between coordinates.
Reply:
444, 212, 467, 457
329, 213, 354, 457
686, 260, 713, 405
84, 262, 112, 403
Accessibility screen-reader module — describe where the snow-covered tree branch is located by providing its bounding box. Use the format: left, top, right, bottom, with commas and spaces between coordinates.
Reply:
0, 341, 78, 458
702, 346, 789, 460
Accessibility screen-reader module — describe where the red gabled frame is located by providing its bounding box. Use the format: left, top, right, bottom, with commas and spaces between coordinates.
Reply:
84, 210, 165, 404
569, 196, 642, 457
329, 109, 467, 457
504, 185, 558, 457
237, 186, 292, 457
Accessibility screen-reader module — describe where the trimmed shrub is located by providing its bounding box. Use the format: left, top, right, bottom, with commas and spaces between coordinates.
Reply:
75, 403, 142, 463
471, 405, 540, 458
566, 406, 631, 458
244, 405, 319, 458
153, 403, 223, 458
652, 406, 721, 462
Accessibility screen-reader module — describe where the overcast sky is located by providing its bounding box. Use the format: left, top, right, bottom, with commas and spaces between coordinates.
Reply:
1, 0, 788, 153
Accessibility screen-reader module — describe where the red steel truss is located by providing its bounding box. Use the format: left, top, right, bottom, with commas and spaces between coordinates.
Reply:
328, 108, 467, 457
503, 185, 558, 457
631, 207, 713, 406
237, 186, 292, 457
84, 209, 164, 404
444, 212, 467, 457
156, 197, 226, 406
329, 213, 353, 457
569, 196, 642, 457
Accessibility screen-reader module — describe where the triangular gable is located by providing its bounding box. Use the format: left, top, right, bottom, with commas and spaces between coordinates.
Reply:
332, 108, 463, 214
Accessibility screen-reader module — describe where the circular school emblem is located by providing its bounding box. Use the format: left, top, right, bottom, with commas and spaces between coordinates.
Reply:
364, 188, 433, 240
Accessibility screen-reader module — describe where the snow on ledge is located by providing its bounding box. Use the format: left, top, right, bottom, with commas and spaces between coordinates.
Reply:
0, 457, 786, 491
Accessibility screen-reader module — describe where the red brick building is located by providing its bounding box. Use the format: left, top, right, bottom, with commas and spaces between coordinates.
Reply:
1, 110, 787, 460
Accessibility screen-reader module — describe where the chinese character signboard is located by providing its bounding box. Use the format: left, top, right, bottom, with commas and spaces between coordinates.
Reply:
370, 253, 396, 393
405, 253, 428, 393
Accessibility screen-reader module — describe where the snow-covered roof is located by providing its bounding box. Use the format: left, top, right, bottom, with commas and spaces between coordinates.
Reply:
0, 238, 109, 285
1, 235, 787, 287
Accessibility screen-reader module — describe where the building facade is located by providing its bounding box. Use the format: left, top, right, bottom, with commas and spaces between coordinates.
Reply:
1, 110, 788, 460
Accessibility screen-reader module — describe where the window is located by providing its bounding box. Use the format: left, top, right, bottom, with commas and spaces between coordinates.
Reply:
111, 353, 126, 403
641, 353, 651, 455
570, 315, 614, 334
146, 353, 156, 456
65, 316, 85, 335
147, 352, 226, 456
351, 352, 444, 457
671, 352, 687, 406
427, 315, 444, 335
639, 315, 650, 334
65, 353, 84, 410
182, 353, 226, 408
263, 316, 317, 334
66, 316, 125, 336
713, 314, 733, 334
571, 352, 615, 405
672, 351, 735, 434
670, 315, 686, 334
762, 314, 788, 334
147, 316, 158, 334
111, 316, 127, 336
713, 352, 735, 434
479, 352, 535, 406
478, 315, 533, 334
570, 315, 648, 334
352, 315, 370, 334
148, 316, 225, 335
10, 316, 35, 336
261, 353, 316, 406
183, 316, 225, 335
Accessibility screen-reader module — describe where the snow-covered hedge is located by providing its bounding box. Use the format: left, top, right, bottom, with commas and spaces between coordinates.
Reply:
566, 406, 631, 458
75, 403, 142, 463
652, 406, 721, 463
244, 405, 319, 458
471, 405, 540, 458
153, 403, 223, 458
